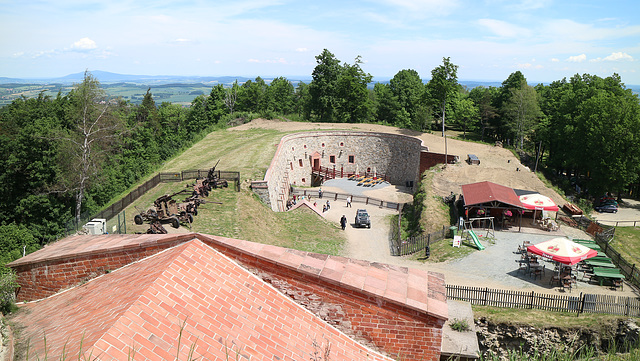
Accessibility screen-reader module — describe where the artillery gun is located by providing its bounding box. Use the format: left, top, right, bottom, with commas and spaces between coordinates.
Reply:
134, 189, 195, 229
192, 160, 228, 197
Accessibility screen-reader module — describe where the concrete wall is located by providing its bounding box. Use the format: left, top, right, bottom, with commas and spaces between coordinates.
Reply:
263, 131, 425, 212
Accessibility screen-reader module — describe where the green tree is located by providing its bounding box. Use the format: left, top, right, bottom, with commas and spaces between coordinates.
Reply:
451, 93, 479, 139
265, 77, 295, 115
427, 57, 459, 136
58, 71, 124, 225
373, 83, 400, 125
502, 84, 542, 149
294, 81, 310, 118
389, 69, 426, 130
576, 87, 640, 196
334, 56, 373, 123
469, 87, 499, 141
308, 49, 342, 122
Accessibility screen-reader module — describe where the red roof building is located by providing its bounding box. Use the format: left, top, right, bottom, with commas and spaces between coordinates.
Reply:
9, 233, 448, 360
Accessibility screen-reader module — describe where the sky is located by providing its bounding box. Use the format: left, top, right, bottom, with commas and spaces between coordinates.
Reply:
1, 0, 639, 84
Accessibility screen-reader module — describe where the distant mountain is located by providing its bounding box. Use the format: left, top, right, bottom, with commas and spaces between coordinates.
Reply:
0, 71, 637, 94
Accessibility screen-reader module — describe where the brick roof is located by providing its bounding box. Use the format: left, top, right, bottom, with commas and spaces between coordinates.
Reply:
11, 233, 448, 360
461, 181, 525, 208
7, 233, 196, 267
13, 239, 394, 360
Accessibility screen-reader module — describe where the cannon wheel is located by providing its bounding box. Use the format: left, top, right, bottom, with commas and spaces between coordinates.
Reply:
170, 216, 180, 229
134, 214, 143, 225
187, 213, 194, 224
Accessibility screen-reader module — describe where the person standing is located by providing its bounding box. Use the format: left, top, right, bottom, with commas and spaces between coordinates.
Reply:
319, 188, 323, 199
326, 200, 330, 210
346, 196, 352, 208
340, 215, 347, 230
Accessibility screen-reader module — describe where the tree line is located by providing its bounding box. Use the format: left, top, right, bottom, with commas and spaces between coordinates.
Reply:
1, 49, 639, 266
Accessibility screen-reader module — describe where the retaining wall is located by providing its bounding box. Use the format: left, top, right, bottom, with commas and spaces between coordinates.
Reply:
263, 131, 425, 212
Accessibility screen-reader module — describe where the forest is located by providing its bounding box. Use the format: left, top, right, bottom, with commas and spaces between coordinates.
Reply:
1, 48, 639, 267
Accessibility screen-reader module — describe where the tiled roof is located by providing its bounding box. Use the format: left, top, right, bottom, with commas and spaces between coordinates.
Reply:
461, 181, 524, 208
7, 233, 196, 267
13, 239, 394, 360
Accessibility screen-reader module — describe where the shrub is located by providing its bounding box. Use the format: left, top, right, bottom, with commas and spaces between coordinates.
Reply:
0, 266, 18, 314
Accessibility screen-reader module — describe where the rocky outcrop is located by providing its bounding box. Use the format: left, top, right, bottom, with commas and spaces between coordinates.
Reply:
475, 317, 640, 359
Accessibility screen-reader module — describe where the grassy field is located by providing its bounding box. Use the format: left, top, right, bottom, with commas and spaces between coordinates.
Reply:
0, 83, 212, 106
121, 125, 347, 255
609, 226, 640, 264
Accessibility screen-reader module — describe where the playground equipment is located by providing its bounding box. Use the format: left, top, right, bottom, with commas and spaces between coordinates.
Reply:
467, 230, 485, 250
459, 216, 495, 250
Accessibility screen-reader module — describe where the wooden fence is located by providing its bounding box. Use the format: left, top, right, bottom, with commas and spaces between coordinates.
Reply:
311, 165, 389, 182
65, 169, 240, 236
446, 284, 640, 317
567, 216, 640, 291
390, 224, 448, 256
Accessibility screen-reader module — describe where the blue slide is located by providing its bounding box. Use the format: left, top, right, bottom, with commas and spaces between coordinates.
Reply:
468, 230, 485, 250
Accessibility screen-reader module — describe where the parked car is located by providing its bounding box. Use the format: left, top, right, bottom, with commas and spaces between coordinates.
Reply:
595, 204, 618, 213
355, 209, 371, 228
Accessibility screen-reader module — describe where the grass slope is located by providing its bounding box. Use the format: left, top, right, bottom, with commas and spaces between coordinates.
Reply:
123, 126, 345, 255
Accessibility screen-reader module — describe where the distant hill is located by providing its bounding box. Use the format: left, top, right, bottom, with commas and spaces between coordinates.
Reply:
1, 71, 637, 107
0, 71, 511, 89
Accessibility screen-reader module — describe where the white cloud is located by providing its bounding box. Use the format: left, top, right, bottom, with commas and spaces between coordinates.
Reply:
603, 52, 633, 61
295, 48, 309, 52
551, 58, 559, 62
566, 54, 587, 62
370, 0, 459, 17
477, 19, 531, 38
71, 37, 97, 50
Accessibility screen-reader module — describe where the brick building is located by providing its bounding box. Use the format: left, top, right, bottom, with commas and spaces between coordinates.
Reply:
9, 233, 448, 360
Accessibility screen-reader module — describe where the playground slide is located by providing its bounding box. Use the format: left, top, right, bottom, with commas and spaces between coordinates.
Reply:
468, 230, 485, 250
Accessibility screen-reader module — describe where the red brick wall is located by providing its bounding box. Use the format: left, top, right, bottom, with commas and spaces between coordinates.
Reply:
420, 151, 457, 175
207, 242, 445, 361
13, 241, 184, 302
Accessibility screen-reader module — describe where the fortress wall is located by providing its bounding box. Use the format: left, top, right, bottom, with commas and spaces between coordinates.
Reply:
262, 131, 424, 211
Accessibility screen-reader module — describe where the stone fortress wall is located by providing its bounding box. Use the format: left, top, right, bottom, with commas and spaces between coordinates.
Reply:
262, 131, 425, 212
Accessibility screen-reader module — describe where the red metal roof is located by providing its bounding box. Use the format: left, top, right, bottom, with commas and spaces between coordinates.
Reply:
12, 239, 395, 360
461, 181, 525, 208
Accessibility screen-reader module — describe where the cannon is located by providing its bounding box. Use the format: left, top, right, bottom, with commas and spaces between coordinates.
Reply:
134, 189, 194, 229
192, 160, 228, 197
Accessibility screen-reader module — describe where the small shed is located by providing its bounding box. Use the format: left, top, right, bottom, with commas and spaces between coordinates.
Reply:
466, 154, 480, 165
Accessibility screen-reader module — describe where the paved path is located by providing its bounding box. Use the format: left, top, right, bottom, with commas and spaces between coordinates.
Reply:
318, 187, 637, 297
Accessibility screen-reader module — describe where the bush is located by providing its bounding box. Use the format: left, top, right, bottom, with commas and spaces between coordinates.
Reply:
0, 267, 18, 314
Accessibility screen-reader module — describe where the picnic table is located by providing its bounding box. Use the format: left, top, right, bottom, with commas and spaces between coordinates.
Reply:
592, 267, 625, 286
584, 259, 615, 268
574, 240, 601, 251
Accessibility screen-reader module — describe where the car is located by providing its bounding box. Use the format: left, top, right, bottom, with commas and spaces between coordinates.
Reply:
595, 204, 618, 213
355, 209, 371, 228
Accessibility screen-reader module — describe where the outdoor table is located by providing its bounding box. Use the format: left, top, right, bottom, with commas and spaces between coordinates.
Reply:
584, 259, 615, 268
592, 267, 625, 286
576, 243, 601, 251
592, 255, 612, 262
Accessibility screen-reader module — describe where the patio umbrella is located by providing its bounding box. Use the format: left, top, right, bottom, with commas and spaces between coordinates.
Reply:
519, 194, 559, 211
527, 237, 597, 265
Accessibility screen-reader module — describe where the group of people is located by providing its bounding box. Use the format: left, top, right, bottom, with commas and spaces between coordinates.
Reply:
287, 188, 354, 231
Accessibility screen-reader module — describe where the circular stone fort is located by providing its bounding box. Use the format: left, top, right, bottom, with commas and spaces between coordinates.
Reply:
252, 131, 455, 211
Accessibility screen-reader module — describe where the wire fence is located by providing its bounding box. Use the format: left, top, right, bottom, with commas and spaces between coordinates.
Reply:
63, 169, 240, 237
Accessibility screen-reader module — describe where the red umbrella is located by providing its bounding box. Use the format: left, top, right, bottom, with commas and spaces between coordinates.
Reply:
519, 193, 559, 211
527, 237, 597, 265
